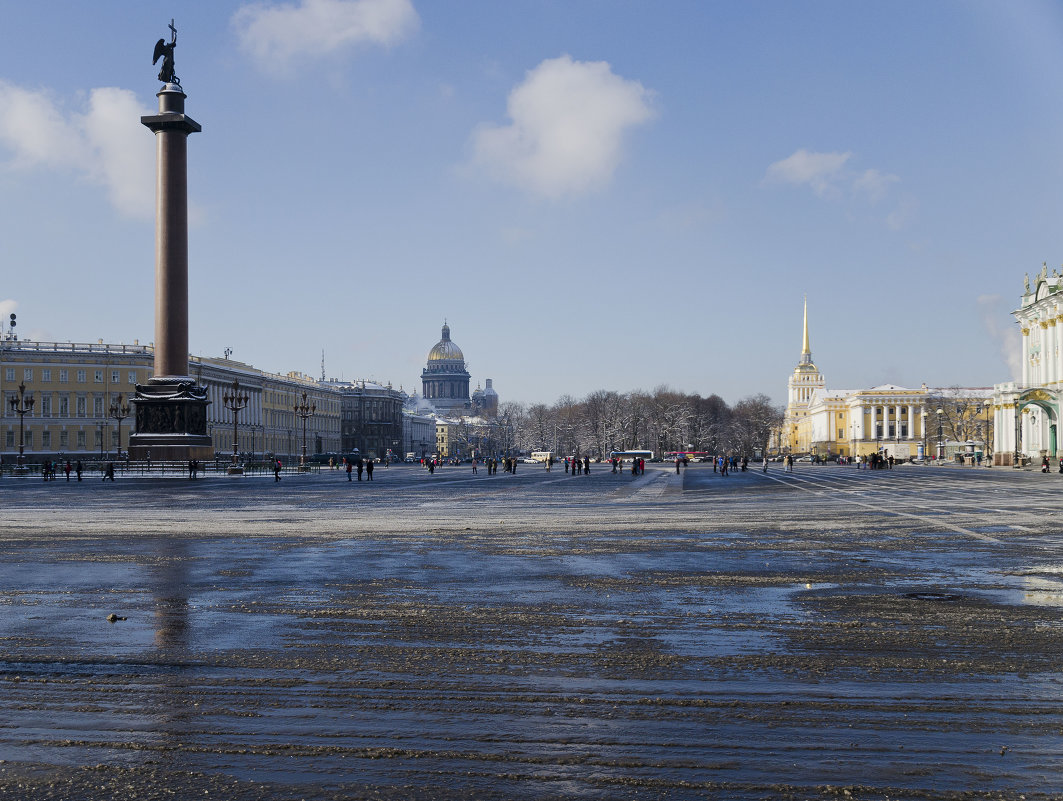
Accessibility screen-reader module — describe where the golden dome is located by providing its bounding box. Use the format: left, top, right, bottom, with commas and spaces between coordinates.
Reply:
427, 323, 464, 363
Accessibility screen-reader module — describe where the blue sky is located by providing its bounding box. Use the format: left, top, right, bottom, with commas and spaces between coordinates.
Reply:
2, 1, 1062, 405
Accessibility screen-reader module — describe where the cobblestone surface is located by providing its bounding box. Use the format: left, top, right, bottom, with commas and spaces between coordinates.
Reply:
1, 462, 1062, 799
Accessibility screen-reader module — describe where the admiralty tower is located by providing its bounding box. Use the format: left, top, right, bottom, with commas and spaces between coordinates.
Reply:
421, 323, 472, 413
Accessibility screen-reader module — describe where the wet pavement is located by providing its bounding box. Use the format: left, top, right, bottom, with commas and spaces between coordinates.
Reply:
2, 462, 1063, 799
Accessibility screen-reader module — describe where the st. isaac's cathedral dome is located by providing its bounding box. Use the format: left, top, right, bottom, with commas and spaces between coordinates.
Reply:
427, 323, 464, 364
420, 323, 499, 416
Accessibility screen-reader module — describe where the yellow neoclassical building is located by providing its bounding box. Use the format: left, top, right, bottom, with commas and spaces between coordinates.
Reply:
783, 302, 991, 459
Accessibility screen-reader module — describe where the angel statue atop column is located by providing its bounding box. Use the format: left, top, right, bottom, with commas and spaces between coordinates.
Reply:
153, 19, 179, 85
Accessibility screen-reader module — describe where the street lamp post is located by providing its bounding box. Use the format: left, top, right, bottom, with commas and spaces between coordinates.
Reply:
96, 420, 106, 460
1017, 406, 1029, 468
108, 394, 130, 459
223, 379, 250, 475
293, 391, 315, 470
936, 407, 944, 461
9, 381, 33, 473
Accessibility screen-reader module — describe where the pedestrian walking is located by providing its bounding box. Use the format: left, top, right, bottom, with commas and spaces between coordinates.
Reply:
346, 461, 352, 481
104, 462, 115, 481
366, 460, 374, 480
274, 459, 282, 481
65, 460, 72, 481
76, 460, 83, 481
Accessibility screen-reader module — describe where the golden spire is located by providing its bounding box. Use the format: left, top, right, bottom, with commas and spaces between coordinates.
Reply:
802, 296, 810, 353
800, 296, 812, 365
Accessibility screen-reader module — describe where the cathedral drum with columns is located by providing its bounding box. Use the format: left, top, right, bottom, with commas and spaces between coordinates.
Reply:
993, 264, 1063, 465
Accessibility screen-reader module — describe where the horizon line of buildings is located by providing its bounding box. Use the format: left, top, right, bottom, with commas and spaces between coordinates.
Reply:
0, 323, 505, 463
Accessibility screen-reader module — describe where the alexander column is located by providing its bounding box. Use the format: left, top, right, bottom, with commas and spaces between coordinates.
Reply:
128, 20, 212, 462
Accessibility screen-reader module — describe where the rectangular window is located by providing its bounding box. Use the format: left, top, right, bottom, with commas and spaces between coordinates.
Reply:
111, 371, 119, 384
4, 368, 13, 382
41, 430, 50, 448
59, 369, 68, 383
77, 370, 86, 383
23, 368, 32, 382
888, 424, 896, 437
76, 397, 86, 418
901, 424, 909, 438
60, 430, 68, 448
128, 371, 136, 384
94, 370, 103, 384
59, 396, 69, 417
42, 369, 51, 382
40, 396, 51, 417
94, 429, 102, 447
76, 431, 86, 449
93, 397, 104, 417
5, 430, 12, 448
25, 430, 32, 449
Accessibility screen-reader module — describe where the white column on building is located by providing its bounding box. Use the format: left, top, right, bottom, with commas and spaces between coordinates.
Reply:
906, 405, 913, 439
1050, 314, 1058, 384
1042, 322, 1050, 386
1022, 324, 1031, 386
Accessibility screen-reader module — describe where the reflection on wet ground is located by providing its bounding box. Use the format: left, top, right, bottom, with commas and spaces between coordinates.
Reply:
2, 464, 1063, 799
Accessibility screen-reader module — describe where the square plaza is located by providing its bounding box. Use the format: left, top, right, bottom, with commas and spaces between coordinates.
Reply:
1, 462, 1061, 800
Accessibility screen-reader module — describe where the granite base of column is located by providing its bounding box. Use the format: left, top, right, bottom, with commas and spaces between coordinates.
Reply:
128, 379, 213, 462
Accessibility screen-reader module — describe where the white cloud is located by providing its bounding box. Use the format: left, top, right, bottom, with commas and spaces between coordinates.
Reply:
853, 168, 900, 203
0, 81, 153, 218
233, 0, 418, 72
765, 149, 909, 224
0, 299, 16, 319
979, 294, 1022, 381
80, 88, 156, 217
470, 54, 655, 198
764, 149, 851, 197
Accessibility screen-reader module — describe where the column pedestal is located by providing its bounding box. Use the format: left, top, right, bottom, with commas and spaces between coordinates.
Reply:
128, 378, 211, 461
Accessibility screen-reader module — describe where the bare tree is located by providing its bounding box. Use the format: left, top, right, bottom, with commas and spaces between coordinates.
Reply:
926, 388, 993, 445
730, 394, 783, 457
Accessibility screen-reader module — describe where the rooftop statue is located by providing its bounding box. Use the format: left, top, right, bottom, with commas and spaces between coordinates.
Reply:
152, 19, 179, 85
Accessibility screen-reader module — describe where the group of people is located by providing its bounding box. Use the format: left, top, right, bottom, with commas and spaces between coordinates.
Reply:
713, 455, 748, 475
37, 458, 86, 481
342, 456, 374, 481
566, 456, 592, 474
607, 457, 644, 475
857, 453, 893, 470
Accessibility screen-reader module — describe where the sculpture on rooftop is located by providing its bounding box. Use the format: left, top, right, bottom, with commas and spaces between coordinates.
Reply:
152, 19, 179, 85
